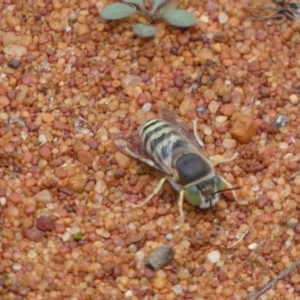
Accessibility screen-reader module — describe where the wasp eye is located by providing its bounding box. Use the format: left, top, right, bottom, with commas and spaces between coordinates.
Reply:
185, 185, 203, 206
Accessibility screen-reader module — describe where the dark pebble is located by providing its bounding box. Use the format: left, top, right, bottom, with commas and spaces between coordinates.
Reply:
7, 59, 21, 69
145, 245, 173, 271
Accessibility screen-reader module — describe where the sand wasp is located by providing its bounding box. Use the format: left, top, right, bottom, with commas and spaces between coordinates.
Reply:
114, 108, 238, 228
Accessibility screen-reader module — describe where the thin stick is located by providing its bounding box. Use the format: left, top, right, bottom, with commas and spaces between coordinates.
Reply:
227, 230, 249, 249
244, 259, 300, 300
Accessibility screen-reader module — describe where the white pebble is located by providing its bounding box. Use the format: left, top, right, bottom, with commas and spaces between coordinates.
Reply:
100, 135, 108, 142
287, 218, 298, 228
203, 126, 212, 135
215, 116, 227, 123
207, 250, 221, 263
251, 184, 260, 192
289, 94, 298, 104
65, 25, 72, 32
27, 250, 37, 259
46, 203, 54, 210
285, 240, 292, 248
20, 131, 28, 140
279, 142, 288, 149
12, 263, 22, 270
38, 133, 47, 144
0, 197, 6, 206
127, 222, 136, 230
248, 243, 257, 250
218, 12, 229, 24
222, 138, 237, 149
142, 102, 152, 112
172, 284, 183, 295
134, 250, 145, 261
96, 228, 110, 238
69, 225, 80, 235
129, 244, 137, 253
69, 12, 78, 21
61, 232, 71, 242
283, 153, 293, 160
286, 228, 294, 236
199, 14, 209, 23
124, 290, 133, 298
166, 233, 173, 240
0, 112, 8, 121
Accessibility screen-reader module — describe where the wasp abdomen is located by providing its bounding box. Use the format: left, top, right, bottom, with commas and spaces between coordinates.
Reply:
175, 153, 213, 186
141, 119, 185, 159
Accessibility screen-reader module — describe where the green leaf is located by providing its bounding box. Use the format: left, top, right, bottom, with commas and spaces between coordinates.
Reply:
156, 2, 177, 18
150, 0, 167, 15
123, 0, 147, 13
132, 23, 157, 38
100, 3, 137, 20
162, 9, 197, 27
74, 232, 82, 241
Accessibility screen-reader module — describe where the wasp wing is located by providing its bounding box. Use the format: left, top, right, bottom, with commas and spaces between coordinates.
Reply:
158, 107, 206, 154
113, 131, 172, 175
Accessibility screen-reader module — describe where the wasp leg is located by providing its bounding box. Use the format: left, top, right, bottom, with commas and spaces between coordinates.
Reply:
192, 120, 204, 148
132, 177, 167, 208
173, 190, 185, 230
209, 153, 238, 166
218, 176, 241, 204
220, 176, 237, 201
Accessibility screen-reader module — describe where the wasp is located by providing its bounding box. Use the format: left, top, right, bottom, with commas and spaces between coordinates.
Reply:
114, 108, 238, 228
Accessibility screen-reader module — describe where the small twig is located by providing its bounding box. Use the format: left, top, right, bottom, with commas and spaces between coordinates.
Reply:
245, 259, 300, 300
227, 230, 249, 249
78, 116, 93, 128
5, 116, 25, 127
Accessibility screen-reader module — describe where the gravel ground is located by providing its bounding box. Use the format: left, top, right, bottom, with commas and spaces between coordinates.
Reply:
1, 0, 300, 299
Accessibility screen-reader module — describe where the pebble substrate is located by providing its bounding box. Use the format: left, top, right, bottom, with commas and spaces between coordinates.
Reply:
0, 0, 300, 299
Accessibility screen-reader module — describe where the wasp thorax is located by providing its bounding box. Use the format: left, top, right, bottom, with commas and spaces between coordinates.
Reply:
175, 153, 213, 186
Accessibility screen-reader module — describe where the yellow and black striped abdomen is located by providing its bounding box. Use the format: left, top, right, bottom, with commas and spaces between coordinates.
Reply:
139, 119, 187, 167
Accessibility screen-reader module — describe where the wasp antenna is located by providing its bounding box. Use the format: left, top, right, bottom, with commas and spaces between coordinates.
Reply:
213, 187, 241, 195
